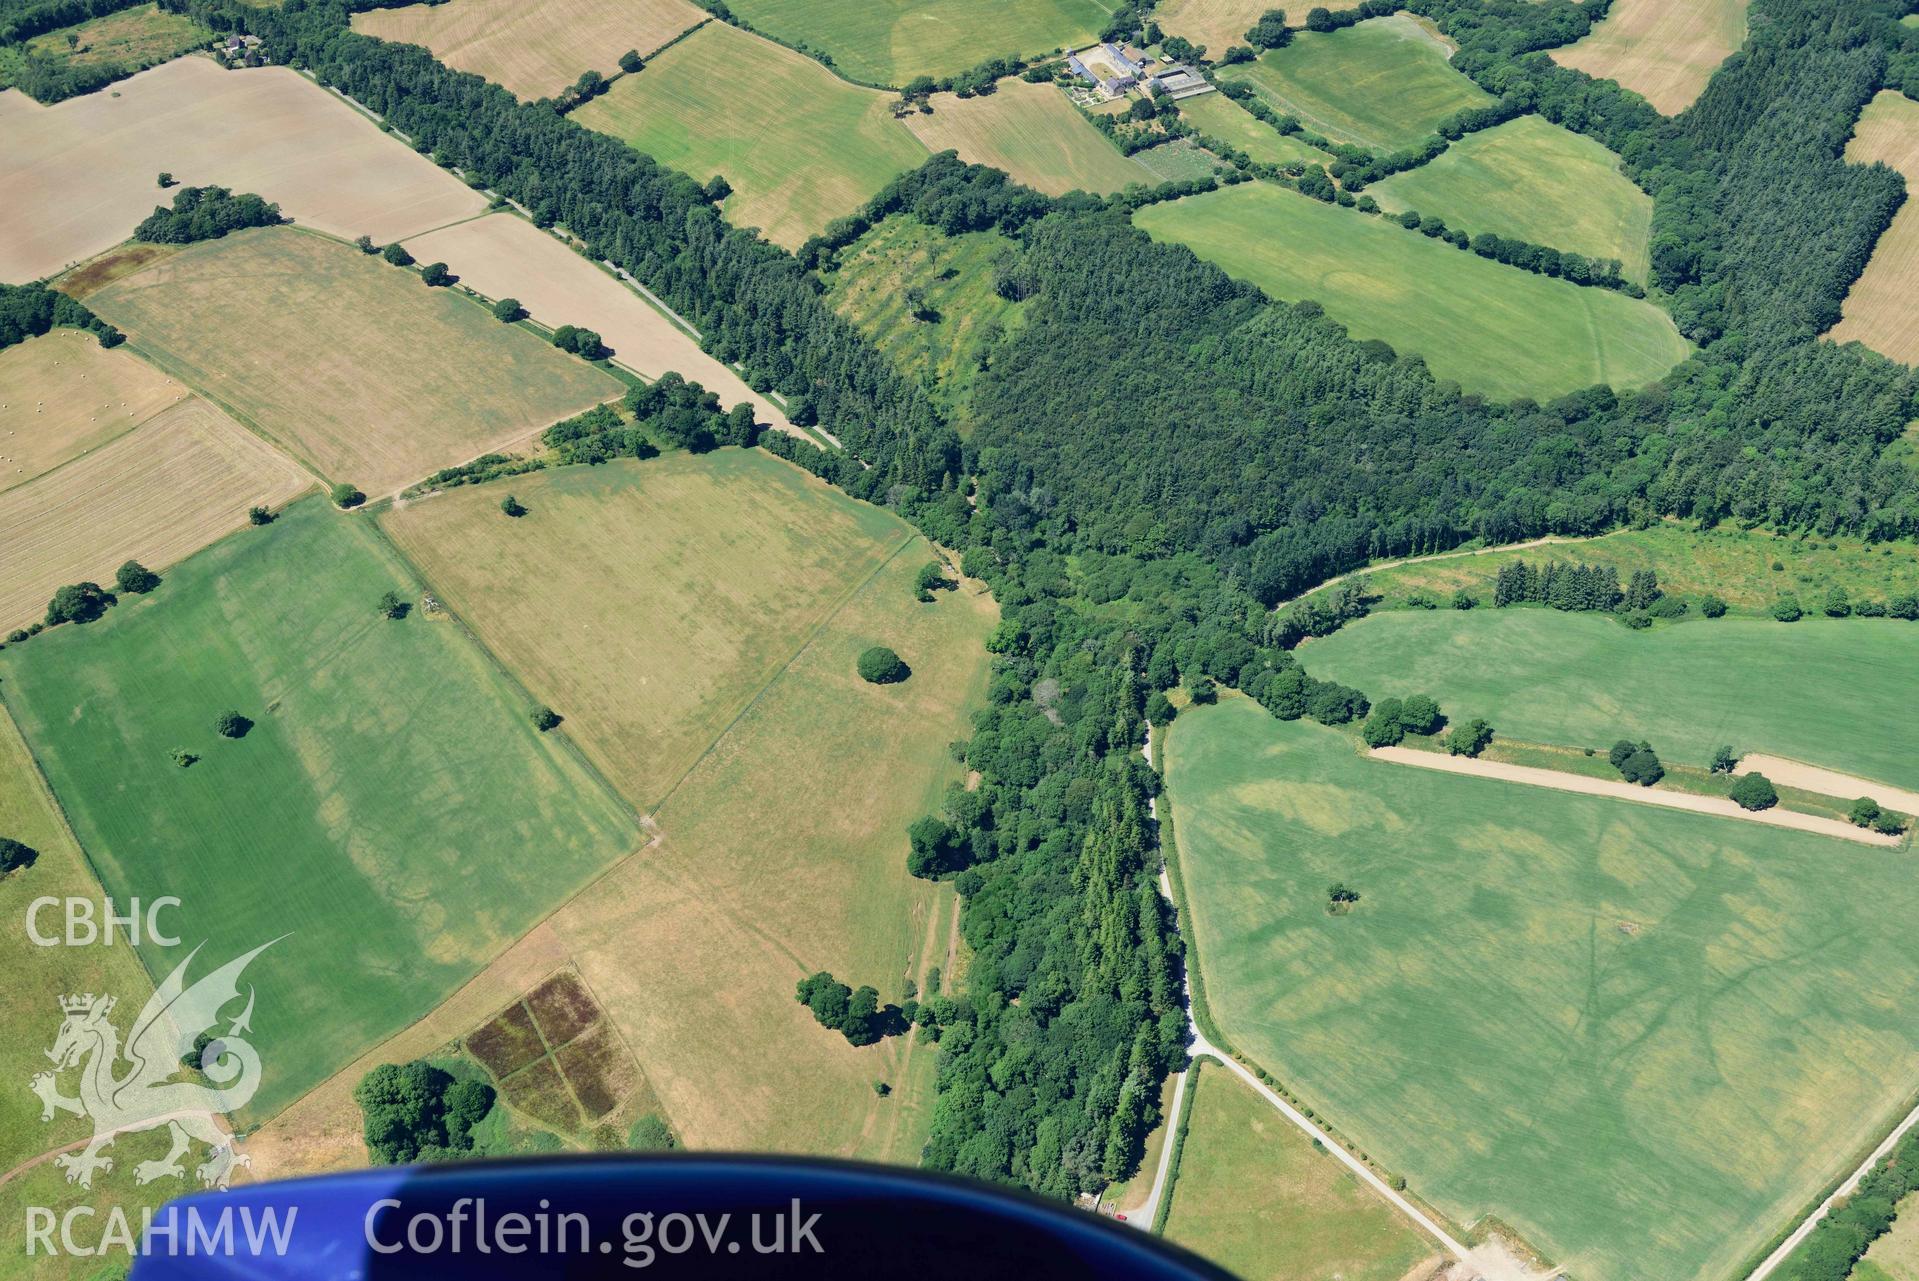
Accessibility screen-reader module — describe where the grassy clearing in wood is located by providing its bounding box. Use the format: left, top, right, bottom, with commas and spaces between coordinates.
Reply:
901, 80, 1147, 196
0, 329, 184, 493
1215, 14, 1489, 154
0, 497, 641, 1122
1167, 696, 1919, 1281
1133, 182, 1691, 400
1299, 523, 1919, 617
720, 0, 1117, 85
0, 3, 209, 88
1857, 1197, 1919, 1281
400, 213, 789, 429
381, 450, 912, 811
1305, 610, 1919, 792
1161, 1062, 1438, 1281
822, 215, 1027, 430
1369, 114, 1654, 281
1551, 0, 1749, 115
86, 226, 620, 496
574, 23, 927, 249
1174, 90, 1330, 168
0, 58, 486, 282
0, 396, 310, 630
353, 0, 704, 100
1829, 91, 1919, 365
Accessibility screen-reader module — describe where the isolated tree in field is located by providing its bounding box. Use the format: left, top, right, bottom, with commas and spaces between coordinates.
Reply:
500, 494, 526, 517
1873, 811, 1907, 836
1246, 9, 1291, 47
382, 242, 414, 267
905, 284, 934, 322
377, 590, 408, 619
1700, 593, 1727, 618
1851, 797, 1884, 828
420, 261, 452, 287
0, 837, 38, 876
331, 482, 365, 509
214, 710, 252, 739
618, 49, 642, 74
914, 560, 950, 601
1446, 718, 1493, 757
858, 645, 909, 684
45, 581, 112, 626
1326, 882, 1359, 913
355, 234, 376, 254
1710, 745, 1739, 774
531, 705, 561, 732
1611, 740, 1662, 786
158, 172, 175, 188
170, 747, 197, 768
247, 505, 274, 525
491, 296, 523, 322
114, 560, 159, 595
1730, 772, 1778, 811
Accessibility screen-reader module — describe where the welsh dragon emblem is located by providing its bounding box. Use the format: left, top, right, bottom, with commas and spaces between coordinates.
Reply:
30, 940, 277, 1189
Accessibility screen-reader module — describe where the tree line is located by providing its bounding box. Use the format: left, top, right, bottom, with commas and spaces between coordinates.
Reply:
0, 283, 122, 350
133, 185, 284, 243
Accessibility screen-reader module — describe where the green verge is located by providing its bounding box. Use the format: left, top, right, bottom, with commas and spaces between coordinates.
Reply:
573, 22, 927, 250
1133, 182, 1692, 400
1369, 114, 1654, 282
0, 497, 641, 1122
1214, 13, 1491, 154
1159, 1056, 1436, 1280
1304, 609, 1919, 790
718, 0, 1117, 85
1166, 695, 1919, 1281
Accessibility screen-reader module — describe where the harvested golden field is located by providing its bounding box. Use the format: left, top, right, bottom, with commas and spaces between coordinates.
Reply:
400, 213, 789, 429
0, 329, 185, 492
1552, 0, 1749, 115
0, 397, 309, 630
1829, 91, 1919, 365
87, 227, 621, 496
0, 58, 485, 282
901, 80, 1148, 197
1155, 0, 1359, 52
353, 0, 705, 100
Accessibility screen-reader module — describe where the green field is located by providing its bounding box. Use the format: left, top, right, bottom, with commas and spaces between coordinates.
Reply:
1370, 114, 1654, 281
719, 0, 1118, 85
1297, 523, 1919, 617
823, 215, 1028, 430
574, 22, 927, 248
1166, 695, 1919, 1281
1162, 1061, 1437, 1281
1304, 609, 1919, 790
381, 449, 915, 811
0, 498, 640, 1121
1133, 182, 1691, 400
1215, 14, 1490, 154
1174, 90, 1330, 169
901, 80, 1147, 197
0, 3, 208, 92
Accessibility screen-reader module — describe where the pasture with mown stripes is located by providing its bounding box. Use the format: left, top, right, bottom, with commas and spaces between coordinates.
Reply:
1166, 695, 1919, 1281
900, 80, 1148, 197
0, 497, 642, 1123
1133, 183, 1691, 400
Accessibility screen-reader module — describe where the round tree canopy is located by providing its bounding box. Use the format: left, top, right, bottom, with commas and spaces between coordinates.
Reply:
857, 646, 909, 685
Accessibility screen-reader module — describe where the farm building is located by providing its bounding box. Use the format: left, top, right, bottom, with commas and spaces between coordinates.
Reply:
1145, 64, 1214, 100
1068, 42, 1145, 97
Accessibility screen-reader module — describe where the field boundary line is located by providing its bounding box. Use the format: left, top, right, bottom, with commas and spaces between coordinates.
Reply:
1743, 1091, 1919, 1281
1280, 530, 1623, 606
648, 528, 920, 816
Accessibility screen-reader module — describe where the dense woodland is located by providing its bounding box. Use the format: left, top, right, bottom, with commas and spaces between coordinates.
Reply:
159, 0, 1919, 1207
0, 282, 121, 349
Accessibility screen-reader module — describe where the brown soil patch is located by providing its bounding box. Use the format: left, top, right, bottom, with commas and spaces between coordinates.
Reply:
501, 1057, 582, 1132
554, 1023, 633, 1120
526, 969, 599, 1047
466, 1001, 546, 1078
57, 243, 178, 300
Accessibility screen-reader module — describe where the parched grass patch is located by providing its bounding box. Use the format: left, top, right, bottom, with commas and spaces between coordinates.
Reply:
382, 450, 914, 811
1175, 90, 1330, 169
1829, 91, 1919, 365
1552, 0, 1749, 116
1215, 14, 1489, 154
822, 214, 1028, 429
0, 396, 311, 631
1133, 182, 1691, 400
0, 58, 486, 283
0, 328, 185, 493
1128, 137, 1221, 184
86, 226, 620, 497
901, 80, 1147, 196
0, 497, 641, 1122
1155, 0, 1361, 52
550, 515, 994, 1159
1858, 1197, 1919, 1281
573, 23, 927, 249
719, 0, 1117, 85
1369, 114, 1654, 282
1305, 609, 1919, 791
1162, 1062, 1438, 1281
353, 0, 704, 100
1167, 696, 1919, 1281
